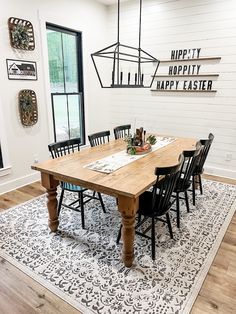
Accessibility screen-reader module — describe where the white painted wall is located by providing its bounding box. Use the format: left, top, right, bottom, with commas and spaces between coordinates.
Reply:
107, 0, 236, 179
0, 0, 110, 193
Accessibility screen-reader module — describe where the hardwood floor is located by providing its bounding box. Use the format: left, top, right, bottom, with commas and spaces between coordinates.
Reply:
0, 176, 235, 314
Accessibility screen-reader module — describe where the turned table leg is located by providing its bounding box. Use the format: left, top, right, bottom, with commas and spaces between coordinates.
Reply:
41, 173, 59, 232
118, 195, 139, 267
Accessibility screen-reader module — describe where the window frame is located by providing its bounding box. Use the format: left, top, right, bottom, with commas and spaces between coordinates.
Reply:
46, 23, 85, 144
0, 146, 3, 169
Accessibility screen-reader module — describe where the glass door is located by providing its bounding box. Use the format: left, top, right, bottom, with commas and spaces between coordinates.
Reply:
46, 24, 85, 143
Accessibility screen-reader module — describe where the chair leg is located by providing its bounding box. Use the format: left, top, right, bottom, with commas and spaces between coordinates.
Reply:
199, 174, 203, 194
176, 193, 180, 228
185, 191, 190, 212
166, 213, 173, 239
138, 213, 142, 223
192, 175, 196, 206
116, 225, 122, 244
151, 217, 156, 260
79, 192, 85, 229
58, 188, 65, 217
98, 192, 106, 213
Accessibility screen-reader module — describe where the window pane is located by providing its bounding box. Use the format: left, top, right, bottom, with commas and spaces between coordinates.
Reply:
47, 30, 65, 93
68, 95, 82, 139
47, 24, 85, 144
62, 33, 79, 93
52, 95, 69, 141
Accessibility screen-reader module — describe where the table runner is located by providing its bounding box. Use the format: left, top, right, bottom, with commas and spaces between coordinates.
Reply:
85, 136, 175, 173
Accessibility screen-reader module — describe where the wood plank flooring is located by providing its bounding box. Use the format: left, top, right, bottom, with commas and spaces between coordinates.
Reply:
0, 176, 235, 314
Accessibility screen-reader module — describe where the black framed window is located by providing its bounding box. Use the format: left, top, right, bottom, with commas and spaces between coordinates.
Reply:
46, 23, 85, 143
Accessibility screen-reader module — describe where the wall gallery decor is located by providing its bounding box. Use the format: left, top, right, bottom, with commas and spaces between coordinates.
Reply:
19, 89, 38, 126
151, 48, 221, 93
6, 59, 37, 80
8, 17, 35, 50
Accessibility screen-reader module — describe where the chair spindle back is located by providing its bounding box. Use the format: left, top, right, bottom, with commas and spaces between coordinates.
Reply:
196, 133, 214, 174
48, 138, 81, 159
114, 124, 131, 140
88, 130, 110, 147
177, 142, 202, 191
152, 154, 184, 214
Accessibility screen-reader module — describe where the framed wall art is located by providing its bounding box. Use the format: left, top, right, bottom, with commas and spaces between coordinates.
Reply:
6, 59, 37, 80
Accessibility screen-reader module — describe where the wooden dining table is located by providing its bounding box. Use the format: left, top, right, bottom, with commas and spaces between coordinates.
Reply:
32, 136, 196, 267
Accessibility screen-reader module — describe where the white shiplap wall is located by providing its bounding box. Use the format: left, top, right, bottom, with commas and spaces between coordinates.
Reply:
107, 0, 236, 179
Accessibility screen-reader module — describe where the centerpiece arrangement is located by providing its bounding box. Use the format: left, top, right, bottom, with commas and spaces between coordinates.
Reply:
125, 127, 157, 155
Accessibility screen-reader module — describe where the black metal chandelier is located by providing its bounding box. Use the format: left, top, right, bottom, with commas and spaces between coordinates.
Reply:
91, 0, 160, 88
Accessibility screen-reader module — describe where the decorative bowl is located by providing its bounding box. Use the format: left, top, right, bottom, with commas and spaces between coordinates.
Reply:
135, 145, 152, 154
127, 143, 152, 155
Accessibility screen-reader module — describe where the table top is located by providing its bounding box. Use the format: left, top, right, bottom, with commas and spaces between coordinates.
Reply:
32, 136, 197, 199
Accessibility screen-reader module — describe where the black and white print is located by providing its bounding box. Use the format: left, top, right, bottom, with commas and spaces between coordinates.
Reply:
6, 59, 37, 80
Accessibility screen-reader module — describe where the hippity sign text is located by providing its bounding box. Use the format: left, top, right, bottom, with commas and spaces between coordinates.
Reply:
156, 48, 215, 92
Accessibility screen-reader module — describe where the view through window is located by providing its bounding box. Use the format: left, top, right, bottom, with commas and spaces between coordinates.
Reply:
46, 24, 85, 143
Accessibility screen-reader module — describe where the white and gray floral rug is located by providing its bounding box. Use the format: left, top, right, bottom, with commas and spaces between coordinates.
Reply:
0, 180, 236, 314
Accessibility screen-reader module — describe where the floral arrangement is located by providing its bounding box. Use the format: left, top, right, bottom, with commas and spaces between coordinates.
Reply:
124, 127, 157, 155
20, 93, 33, 112
11, 23, 30, 49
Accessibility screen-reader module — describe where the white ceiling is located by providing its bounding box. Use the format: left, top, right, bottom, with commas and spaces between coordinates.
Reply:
96, 0, 129, 5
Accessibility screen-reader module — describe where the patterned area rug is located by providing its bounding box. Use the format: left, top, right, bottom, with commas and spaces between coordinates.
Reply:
0, 180, 235, 314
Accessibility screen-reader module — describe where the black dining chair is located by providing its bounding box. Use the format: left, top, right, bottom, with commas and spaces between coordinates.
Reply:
48, 138, 106, 229
88, 130, 110, 147
192, 133, 214, 205
114, 124, 131, 140
117, 153, 184, 260
171, 142, 202, 228
88, 129, 119, 205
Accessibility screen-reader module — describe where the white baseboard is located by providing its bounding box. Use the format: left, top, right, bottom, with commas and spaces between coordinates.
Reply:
0, 172, 40, 195
0, 166, 12, 177
204, 166, 236, 180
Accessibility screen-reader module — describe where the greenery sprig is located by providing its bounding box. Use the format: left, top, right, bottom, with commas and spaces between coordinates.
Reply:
124, 133, 156, 155
20, 94, 33, 112
11, 24, 30, 49
146, 135, 157, 145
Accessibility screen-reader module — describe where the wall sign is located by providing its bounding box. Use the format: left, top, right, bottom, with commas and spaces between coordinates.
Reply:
156, 79, 213, 91
6, 59, 37, 80
151, 48, 221, 93
170, 48, 201, 60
